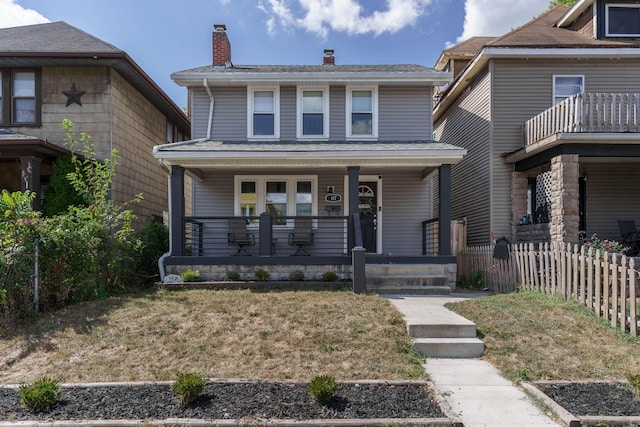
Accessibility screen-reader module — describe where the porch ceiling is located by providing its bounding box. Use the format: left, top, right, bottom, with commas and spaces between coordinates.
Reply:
153, 139, 467, 169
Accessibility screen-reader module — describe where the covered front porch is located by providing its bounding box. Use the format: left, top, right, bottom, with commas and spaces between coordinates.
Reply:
154, 139, 466, 292
506, 92, 640, 246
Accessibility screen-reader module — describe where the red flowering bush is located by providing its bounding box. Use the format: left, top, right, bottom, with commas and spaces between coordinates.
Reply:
583, 233, 628, 255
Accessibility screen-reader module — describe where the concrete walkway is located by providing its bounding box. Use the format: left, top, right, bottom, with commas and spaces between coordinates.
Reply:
386, 294, 561, 427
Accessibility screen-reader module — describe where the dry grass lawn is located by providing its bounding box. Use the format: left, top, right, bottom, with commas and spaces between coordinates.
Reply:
0, 289, 425, 384
446, 291, 640, 382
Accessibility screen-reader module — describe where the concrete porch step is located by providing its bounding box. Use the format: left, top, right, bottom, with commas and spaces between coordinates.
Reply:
413, 337, 485, 358
408, 323, 477, 338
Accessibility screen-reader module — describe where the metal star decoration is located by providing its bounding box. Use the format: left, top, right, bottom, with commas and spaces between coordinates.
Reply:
62, 83, 86, 107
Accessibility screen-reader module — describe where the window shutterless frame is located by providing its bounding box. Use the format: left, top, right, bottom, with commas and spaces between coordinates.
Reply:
345, 85, 378, 139
0, 68, 42, 126
552, 75, 584, 104
606, 4, 640, 37
247, 86, 280, 139
296, 86, 329, 139
234, 175, 317, 226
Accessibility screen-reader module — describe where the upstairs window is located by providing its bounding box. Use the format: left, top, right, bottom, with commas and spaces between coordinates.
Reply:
606, 4, 640, 37
0, 69, 40, 126
297, 87, 329, 138
346, 86, 378, 138
248, 87, 279, 139
553, 75, 584, 104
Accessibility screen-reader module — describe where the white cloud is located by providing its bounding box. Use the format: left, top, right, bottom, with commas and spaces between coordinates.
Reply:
0, 0, 48, 28
457, 0, 548, 42
258, 0, 433, 38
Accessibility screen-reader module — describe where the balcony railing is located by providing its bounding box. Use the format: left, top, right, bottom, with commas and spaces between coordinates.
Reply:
524, 93, 640, 146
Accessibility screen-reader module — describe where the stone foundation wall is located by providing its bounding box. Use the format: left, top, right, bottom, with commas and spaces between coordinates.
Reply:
166, 264, 352, 281
514, 223, 551, 244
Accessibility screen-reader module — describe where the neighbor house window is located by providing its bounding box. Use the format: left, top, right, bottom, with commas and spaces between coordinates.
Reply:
235, 176, 317, 225
0, 69, 40, 126
553, 75, 584, 104
297, 86, 329, 138
606, 4, 640, 37
247, 87, 279, 138
346, 86, 378, 138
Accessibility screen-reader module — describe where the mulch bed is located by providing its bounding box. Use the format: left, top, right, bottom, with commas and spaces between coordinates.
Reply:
0, 381, 447, 423
536, 382, 640, 417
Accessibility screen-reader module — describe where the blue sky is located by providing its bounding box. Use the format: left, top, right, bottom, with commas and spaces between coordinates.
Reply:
1, 0, 550, 108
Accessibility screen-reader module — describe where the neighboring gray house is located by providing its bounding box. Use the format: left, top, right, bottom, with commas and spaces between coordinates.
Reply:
434, 1, 640, 246
154, 25, 466, 288
0, 22, 190, 223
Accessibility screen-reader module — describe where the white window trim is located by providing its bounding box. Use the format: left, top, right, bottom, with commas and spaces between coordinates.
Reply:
296, 85, 330, 139
345, 85, 378, 140
605, 3, 640, 37
552, 75, 584, 105
234, 175, 318, 227
247, 86, 280, 140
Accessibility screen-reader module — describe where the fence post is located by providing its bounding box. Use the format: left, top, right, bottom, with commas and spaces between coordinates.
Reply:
34, 238, 39, 313
629, 258, 637, 337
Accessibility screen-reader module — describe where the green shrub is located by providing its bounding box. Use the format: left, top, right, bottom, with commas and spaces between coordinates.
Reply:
126, 217, 169, 288
628, 373, 640, 395
322, 271, 338, 282
225, 271, 240, 281
172, 373, 206, 405
459, 268, 484, 290
181, 269, 200, 282
19, 378, 61, 412
42, 153, 87, 217
289, 270, 305, 281
255, 269, 270, 281
308, 374, 337, 405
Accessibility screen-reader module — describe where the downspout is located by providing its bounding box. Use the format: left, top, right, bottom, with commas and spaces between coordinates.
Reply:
204, 78, 214, 139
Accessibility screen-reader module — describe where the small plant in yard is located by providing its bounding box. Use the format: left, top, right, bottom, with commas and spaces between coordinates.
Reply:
322, 271, 338, 282
172, 373, 206, 405
308, 374, 337, 406
583, 233, 628, 255
255, 268, 270, 281
225, 271, 240, 281
19, 378, 61, 412
180, 269, 200, 282
289, 270, 305, 281
459, 268, 484, 290
627, 374, 640, 396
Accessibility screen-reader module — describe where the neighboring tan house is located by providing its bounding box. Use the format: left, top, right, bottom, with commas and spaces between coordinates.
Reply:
0, 22, 190, 223
434, 1, 640, 246
153, 25, 466, 289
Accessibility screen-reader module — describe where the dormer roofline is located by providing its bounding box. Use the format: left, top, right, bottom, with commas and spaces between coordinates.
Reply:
556, 0, 594, 28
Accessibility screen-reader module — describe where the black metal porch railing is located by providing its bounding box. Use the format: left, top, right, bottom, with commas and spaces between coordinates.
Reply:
184, 215, 350, 257
422, 218, 439, 255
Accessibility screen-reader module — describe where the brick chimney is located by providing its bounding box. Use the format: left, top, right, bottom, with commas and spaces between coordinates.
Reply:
323, 49, 335, 65
212, 24, 231, 66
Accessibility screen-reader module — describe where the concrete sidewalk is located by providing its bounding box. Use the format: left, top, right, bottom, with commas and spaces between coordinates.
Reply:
386, 294, 561, 427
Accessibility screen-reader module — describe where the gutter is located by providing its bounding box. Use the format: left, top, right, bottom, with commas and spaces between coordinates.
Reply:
203, 79, 214, 140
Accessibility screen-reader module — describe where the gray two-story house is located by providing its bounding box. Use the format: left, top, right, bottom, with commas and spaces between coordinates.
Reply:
154, 25, 466, 290
434, 0, 640, 247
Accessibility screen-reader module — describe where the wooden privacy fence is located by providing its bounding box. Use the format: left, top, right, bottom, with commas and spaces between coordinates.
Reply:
458, 242, 639, 336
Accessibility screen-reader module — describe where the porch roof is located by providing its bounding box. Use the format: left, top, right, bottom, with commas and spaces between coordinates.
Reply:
153, 139, 467, 169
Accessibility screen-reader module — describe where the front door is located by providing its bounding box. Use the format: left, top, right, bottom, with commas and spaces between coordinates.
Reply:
359, 182, 377, 253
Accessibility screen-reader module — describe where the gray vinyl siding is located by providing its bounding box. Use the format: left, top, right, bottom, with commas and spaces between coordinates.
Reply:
379, 86, 432, 140
192, 86, 247, 140
329, 86, 345, 140
583, 164, 640, 242
381, 171, 434, 256
435, 69, 492, 245
280, 86, 296, 140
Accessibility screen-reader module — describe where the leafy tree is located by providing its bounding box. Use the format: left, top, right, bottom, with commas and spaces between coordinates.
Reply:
549, 0, 577, 8
42, 153, 87, 217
